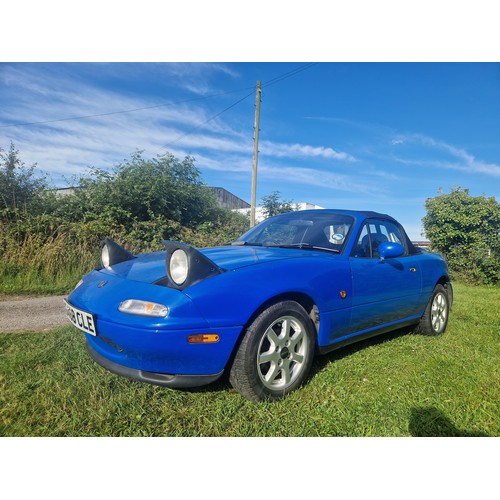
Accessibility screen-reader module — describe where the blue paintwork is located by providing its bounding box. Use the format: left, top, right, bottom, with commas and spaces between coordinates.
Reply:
67, 209, 451, 384
379, 241, 404, 259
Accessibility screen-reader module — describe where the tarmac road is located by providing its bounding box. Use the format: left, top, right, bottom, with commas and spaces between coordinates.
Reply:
0, 295, 69, 333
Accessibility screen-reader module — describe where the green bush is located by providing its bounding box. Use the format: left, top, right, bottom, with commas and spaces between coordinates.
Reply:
0, 147, 248, 293
0, 209, 248, 295
423, 187, 499, 285
0, 142, 47, 211
55, 151, 221, 229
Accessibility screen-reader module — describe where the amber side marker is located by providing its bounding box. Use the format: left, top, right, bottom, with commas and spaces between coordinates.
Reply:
340, 290, 347, 299
187, 334, 220, 344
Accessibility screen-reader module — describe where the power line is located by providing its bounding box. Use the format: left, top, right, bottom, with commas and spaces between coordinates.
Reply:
0, 86, 256, 129
159, 89, 256, 151
262, 63, 319, 88
158, 63, 319, 151
2, 62, 319, 159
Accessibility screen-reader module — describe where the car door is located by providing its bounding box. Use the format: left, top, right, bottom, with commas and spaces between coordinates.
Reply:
349, 219, 423, 333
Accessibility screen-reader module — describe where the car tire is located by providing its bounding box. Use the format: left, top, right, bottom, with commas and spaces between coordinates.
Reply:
229, 301, 316, 401
417, 284, 450, 336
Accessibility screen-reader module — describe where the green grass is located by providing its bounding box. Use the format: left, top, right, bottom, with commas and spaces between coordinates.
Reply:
0, 264, 88, 296
1, 283, 498, 436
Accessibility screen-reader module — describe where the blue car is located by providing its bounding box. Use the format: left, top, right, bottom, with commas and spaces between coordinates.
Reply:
65, 209, 453, 401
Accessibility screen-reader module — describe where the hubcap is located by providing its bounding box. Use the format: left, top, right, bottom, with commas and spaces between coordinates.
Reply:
257, 316, 308, 390
431, 292, 447, 332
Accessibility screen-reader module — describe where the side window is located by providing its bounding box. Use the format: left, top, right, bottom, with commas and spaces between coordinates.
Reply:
353, 224, 370, 257
352, 219, 406, 258
380, 221, 404, 245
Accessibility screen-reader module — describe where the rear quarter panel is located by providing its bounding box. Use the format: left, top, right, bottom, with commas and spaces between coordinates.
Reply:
418, 251, 451, 295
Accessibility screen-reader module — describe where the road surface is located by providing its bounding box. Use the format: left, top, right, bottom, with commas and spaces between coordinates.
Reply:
0, 295, 69, 333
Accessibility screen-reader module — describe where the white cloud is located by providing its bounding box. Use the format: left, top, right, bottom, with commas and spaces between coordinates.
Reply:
261, 141, 356, 161
259, 164, 380, 194
1, 65, 362, 188
0, 65, 251, 181
395, 133, 500, 177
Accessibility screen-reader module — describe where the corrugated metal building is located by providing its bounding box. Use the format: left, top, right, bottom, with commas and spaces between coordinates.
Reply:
210, 187, 250, 210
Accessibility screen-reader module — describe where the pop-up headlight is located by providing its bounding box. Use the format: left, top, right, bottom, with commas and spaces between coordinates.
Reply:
101, 238, 134, 268
169, 248, 189, 285
159, 241, 225, 291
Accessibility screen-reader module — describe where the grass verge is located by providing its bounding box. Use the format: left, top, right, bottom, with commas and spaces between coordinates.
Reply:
0, 283, 498, 436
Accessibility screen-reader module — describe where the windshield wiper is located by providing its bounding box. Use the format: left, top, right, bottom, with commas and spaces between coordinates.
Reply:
228, 241, 263, 246
262, 243, 340, 253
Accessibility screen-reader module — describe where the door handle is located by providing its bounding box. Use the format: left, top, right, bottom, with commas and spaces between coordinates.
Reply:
409, 267, 417, 273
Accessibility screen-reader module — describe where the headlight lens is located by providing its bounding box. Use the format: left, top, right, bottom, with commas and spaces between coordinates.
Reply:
73, 279, 84, 290
100, 238, 134, 268
101, 244, 110, 268
118, 299, 169, 317
170, 249, 189, 285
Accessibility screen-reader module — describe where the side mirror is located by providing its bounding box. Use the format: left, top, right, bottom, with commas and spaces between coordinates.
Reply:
379, 241, 404, 259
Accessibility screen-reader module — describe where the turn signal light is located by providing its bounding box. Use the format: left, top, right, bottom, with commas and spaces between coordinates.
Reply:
187, 334, 220, 344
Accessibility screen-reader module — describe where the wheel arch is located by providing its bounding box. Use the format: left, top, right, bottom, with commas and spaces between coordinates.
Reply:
223, 291, 320, 371
436, 275, 453, 310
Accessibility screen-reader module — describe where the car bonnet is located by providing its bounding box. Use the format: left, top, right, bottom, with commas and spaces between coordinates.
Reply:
99, 245, 324, 283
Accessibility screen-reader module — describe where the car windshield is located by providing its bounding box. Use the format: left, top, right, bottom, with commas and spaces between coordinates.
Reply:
234, 212, 354, 254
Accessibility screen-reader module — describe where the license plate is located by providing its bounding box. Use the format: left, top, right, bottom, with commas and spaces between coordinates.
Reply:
64, 299, 97, 336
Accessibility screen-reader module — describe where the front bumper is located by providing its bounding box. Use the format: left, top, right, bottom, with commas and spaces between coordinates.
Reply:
87, 342, 224, 388
85, 317, 243, 376
68, 269, 244, 378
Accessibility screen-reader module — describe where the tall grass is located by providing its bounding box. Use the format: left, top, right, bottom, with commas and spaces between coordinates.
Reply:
0, 213, 99, 294
0, 210, 247, 294
0, 214, 128, 293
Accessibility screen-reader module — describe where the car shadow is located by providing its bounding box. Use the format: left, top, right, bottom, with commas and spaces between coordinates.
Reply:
309, 325, 415, 377
183, 326, 421, 397
408, 407, 490, 437
183, 325, 453, 398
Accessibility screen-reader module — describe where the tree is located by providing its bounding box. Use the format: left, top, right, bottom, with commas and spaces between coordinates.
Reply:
0, 142, 47, 210
422, 187, 500, 285
62, 151, 220, 229
261, 190, 295, 219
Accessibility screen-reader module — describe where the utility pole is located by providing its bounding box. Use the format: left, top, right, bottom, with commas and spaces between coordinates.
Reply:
250, 80, 262, 227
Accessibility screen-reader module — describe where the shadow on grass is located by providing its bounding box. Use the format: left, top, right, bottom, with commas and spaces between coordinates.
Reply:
409, 407, 490, 437
309, 325, 415, 378
184, 326, 418, 397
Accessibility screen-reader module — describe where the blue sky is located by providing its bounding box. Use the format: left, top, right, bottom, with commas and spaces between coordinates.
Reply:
1, 1, 496, 492
1, 62, 499, 239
